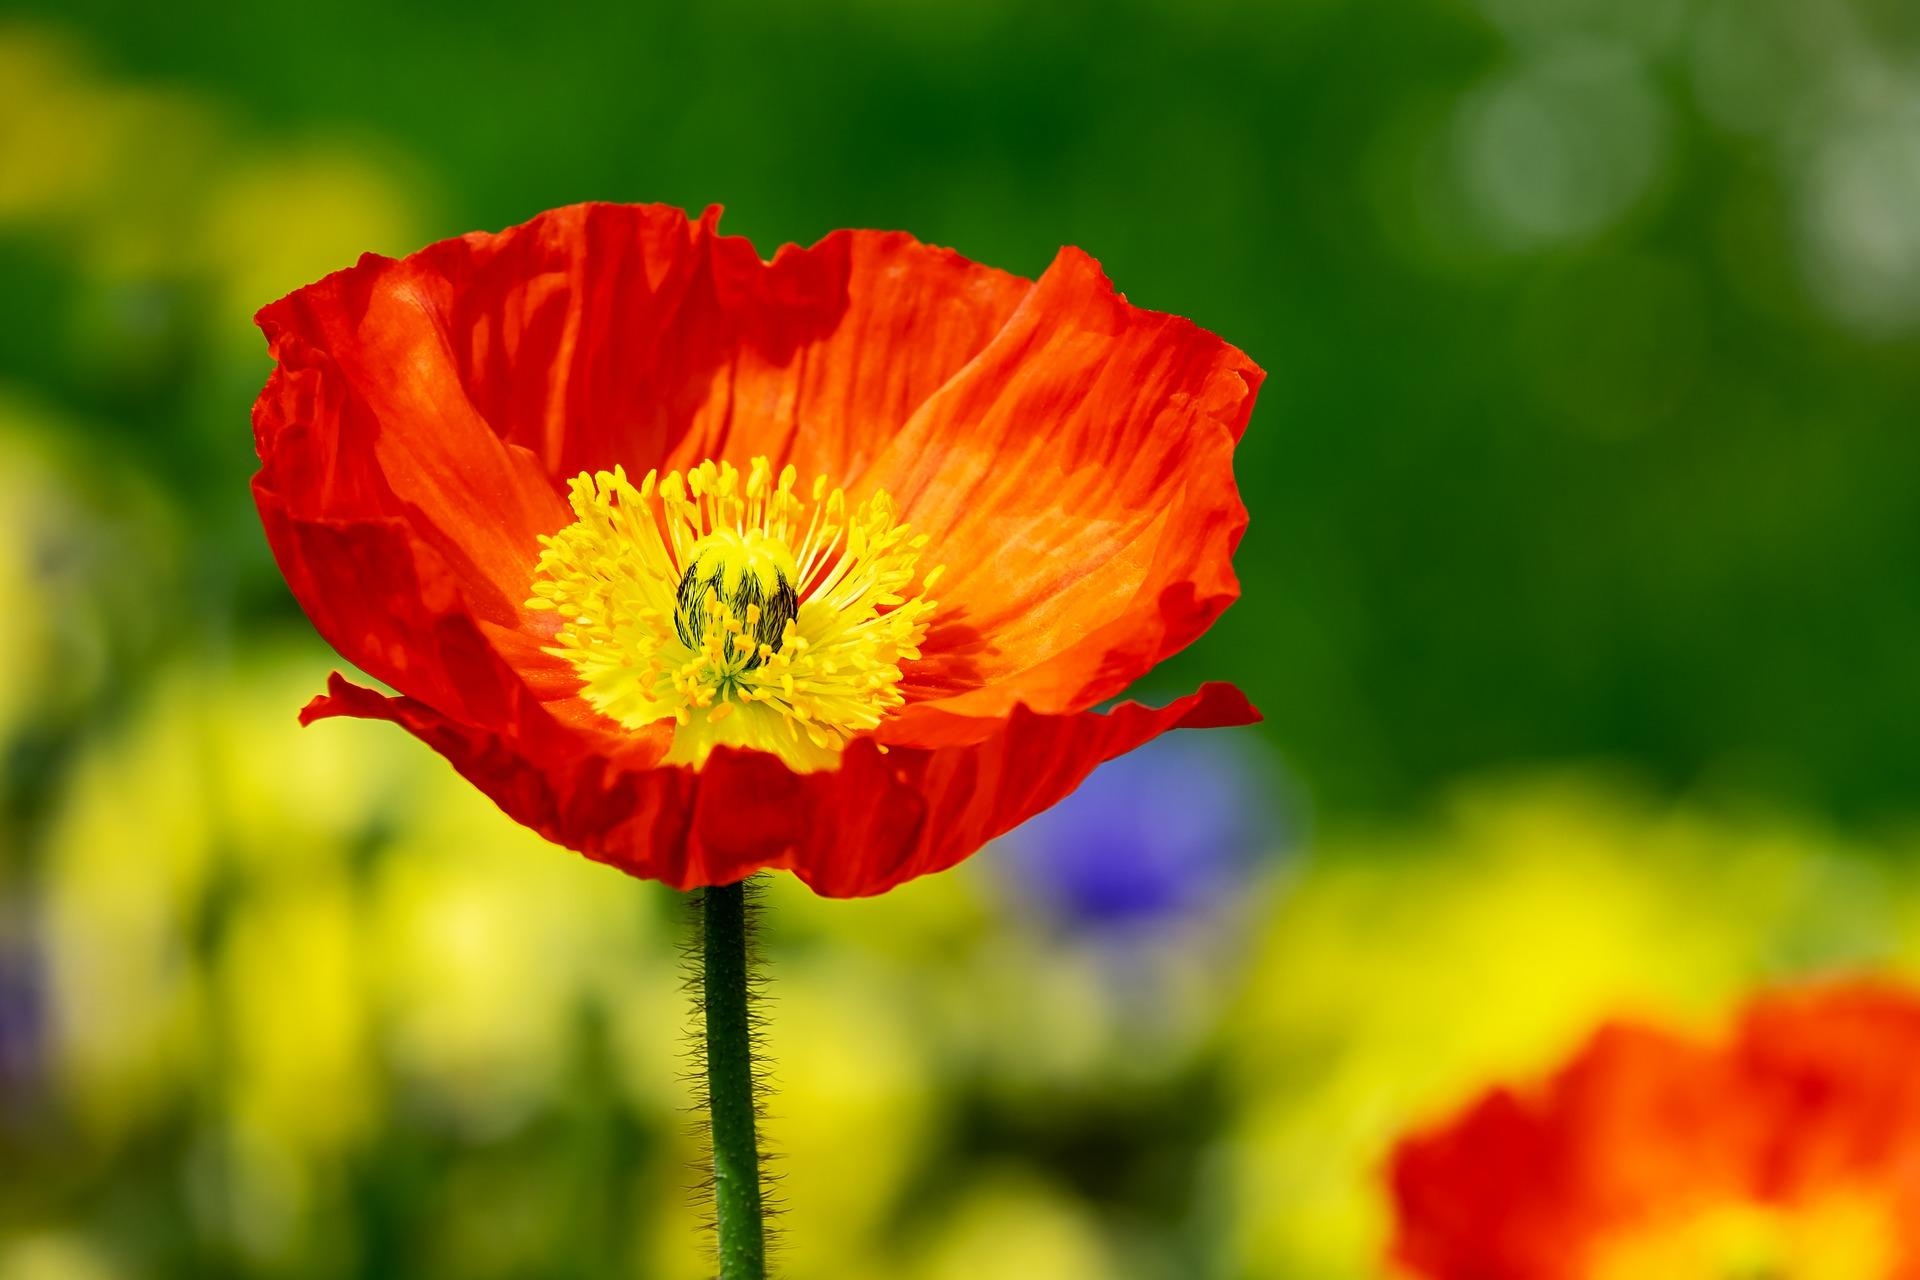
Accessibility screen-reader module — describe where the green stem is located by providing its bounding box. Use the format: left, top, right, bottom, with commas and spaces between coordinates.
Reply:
701, 879, 767, 1279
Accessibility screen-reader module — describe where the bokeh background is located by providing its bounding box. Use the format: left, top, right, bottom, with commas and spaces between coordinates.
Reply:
3, 1, 1920, 1276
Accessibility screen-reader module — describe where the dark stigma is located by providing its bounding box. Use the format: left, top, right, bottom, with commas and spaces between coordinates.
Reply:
674, 564, 799, 668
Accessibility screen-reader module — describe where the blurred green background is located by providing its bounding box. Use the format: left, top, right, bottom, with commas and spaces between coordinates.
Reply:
3, 1, 1920, 1276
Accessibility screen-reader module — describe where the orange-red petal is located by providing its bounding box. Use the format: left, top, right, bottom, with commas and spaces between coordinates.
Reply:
866, 246, 1262, 744
313, 201, 1032, 487
302, 675, 1256, 896
1388, 980, 1920, 1280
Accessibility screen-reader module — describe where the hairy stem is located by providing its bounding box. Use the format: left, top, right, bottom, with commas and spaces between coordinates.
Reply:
701, 879, 767, 1279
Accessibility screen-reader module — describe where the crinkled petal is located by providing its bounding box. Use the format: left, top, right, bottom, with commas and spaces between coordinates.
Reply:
302, 676, 1257, 896
254, 249, 568, 622
1389, 982, 1920, 1280
864, 246, 1262, 743
335, 201, 1032, 485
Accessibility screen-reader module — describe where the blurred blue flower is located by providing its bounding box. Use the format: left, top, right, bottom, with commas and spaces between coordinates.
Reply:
0, 916, 45, 1105
996, 729, 1292, 935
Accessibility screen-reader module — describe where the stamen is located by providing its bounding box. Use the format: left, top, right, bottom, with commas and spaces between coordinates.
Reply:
527, 455, 938, 771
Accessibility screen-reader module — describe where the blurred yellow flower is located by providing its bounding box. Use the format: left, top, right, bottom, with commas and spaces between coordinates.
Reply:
198, 144, 426, 345
41, 670, 216, 1139
0, 24, 423, 318
0, 1234, 125, 1280
758, 955, 937, 1279
0, 390, 175, 735
1219, 772, 1908, 1280
907, 1170, 1116, 1280
38, 654, 412, 1148
217, 872, 374, 1156
0, 26, 131, 223
369, 789, 670, 1135
0, 431, 47, 735
0, 24, 224, 277
35, 645, 687, 1260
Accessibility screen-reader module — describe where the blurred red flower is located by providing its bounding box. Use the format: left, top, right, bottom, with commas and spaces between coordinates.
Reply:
1390, 981, 1920, 1279
251, 203, 1261, 895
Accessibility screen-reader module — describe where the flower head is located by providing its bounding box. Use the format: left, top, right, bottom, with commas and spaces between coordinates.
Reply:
251, 203, 1260, 894
1389, 980, 1920, 1280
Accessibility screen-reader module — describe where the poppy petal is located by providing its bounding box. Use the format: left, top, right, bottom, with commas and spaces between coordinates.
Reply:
788, 680, 1261, 897
303, 202, 1032, 487
1388, 982, 1920, 1279
864, 246, 1263, 741
683, 223, 1035, 484
302, 674, 1257, 895
254, 251, 569, 622
252, 244, 577, 723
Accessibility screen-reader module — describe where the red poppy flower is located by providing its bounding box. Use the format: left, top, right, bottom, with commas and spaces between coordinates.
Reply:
251, 202, 1261, 896
1389, 980, 1920, 1280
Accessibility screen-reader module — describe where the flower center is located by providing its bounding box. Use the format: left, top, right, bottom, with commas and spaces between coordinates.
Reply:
1590, 1193, 1893, 1280
673, 527, 799, 663
526, 457, 939, 771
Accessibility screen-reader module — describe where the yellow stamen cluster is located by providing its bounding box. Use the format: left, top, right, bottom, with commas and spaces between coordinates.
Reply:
526, 456, 939, 771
